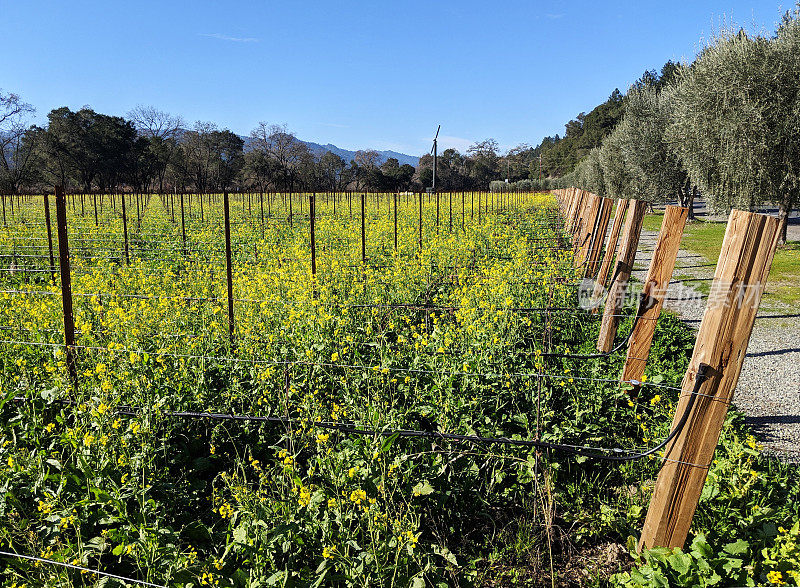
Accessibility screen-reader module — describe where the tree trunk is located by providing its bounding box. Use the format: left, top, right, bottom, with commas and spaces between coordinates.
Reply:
777, 195, 792, 245
688, 186, 697, 221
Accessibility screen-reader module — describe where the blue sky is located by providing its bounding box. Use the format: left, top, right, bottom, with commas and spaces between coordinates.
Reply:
2, 0, 787, 156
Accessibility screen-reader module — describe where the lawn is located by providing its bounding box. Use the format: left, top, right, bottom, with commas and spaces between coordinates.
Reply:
642, 211, 800, 307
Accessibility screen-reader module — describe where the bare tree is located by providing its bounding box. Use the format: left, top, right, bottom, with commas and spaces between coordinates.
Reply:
354, 149, 381, 190
249, 123, 308, 190
0, 90, 36, 194
128, 105, 184, 139
128, 105, 185, 193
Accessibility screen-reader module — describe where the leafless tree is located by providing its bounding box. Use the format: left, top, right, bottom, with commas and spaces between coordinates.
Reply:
249, 122, 308, 190
128, 105, 185, 192
0, 89, 37, 193
128, 105, 184, 139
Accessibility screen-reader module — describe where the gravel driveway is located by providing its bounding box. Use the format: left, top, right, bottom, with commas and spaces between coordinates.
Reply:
632, 226, 800, 463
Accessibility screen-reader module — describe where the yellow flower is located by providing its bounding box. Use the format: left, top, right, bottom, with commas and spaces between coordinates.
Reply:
298, 486, 312, 507
322, 545, 336, 559
330, 352, 339, 362
350, 489, 367, 504
767, 571, 784, 586
650, 395, 661, 405
316, 433, 329, 444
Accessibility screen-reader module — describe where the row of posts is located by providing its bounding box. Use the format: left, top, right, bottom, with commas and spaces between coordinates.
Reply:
42, 187, 534, 381
553, 186, 781, 553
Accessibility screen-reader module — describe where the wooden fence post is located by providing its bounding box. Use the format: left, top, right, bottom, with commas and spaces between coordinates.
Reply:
621, 206, 688, 384
585, 197, 614, 279
54, 186, 78, 391
591, 199, 628, 309
223, 191, 235, 347
640, 210, 781, 550
575, 194, 603, 268
596, 199, 646, 352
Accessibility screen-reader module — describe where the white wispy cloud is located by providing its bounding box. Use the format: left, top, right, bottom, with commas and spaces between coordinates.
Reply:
434, 135, 473, 152
199, 33, 260, 43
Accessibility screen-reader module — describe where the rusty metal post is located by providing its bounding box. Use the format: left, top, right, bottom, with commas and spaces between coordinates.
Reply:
55, 187, 78, 391
44, 193, 56, 283
121, 193, 130, 265
223, 191, 235, 347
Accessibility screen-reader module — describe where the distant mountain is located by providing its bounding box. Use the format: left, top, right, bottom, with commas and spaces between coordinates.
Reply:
302, 141, 419, 168
236, 133, 418, 168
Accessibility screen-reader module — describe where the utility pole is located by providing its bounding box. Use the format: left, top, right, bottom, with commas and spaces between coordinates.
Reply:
430, 125, 440, 193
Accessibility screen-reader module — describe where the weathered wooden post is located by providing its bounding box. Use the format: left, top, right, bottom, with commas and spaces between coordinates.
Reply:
574, 194, 602, 268
621, 206, 688, 384
640, 210, 781, 550
585, 197, 614, 279
596, 199, 647, 352
591, 199, 628, 308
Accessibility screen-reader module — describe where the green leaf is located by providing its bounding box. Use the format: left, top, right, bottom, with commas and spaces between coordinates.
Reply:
666, 551, 691, 576
432, 544, 458, 565
723, 539, 748, 555
379, 433, 399, 453
233, 524, 248, 544
412, 480, 434, 496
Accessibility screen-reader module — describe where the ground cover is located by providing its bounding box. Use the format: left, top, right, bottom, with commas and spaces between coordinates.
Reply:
0, 193, 796, 587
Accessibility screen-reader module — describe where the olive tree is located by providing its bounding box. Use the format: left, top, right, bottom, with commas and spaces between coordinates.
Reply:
619, 83, 691, 210
599, 124, 635, 200
573, 146, 605, 195
668, 22, 800, 242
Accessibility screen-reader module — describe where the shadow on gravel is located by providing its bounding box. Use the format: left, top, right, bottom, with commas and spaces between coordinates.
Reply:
746, 415, 800, 426
754, 313, 800, 321
746, 347, 800, 358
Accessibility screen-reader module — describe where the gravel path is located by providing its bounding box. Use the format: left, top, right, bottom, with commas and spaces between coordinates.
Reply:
632, 229, 800, 463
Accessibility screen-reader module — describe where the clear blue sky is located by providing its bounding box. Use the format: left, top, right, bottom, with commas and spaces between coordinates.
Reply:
2, 0, 787, 157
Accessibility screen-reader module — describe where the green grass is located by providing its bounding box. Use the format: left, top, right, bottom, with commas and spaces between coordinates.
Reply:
642, 213, 800, 307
